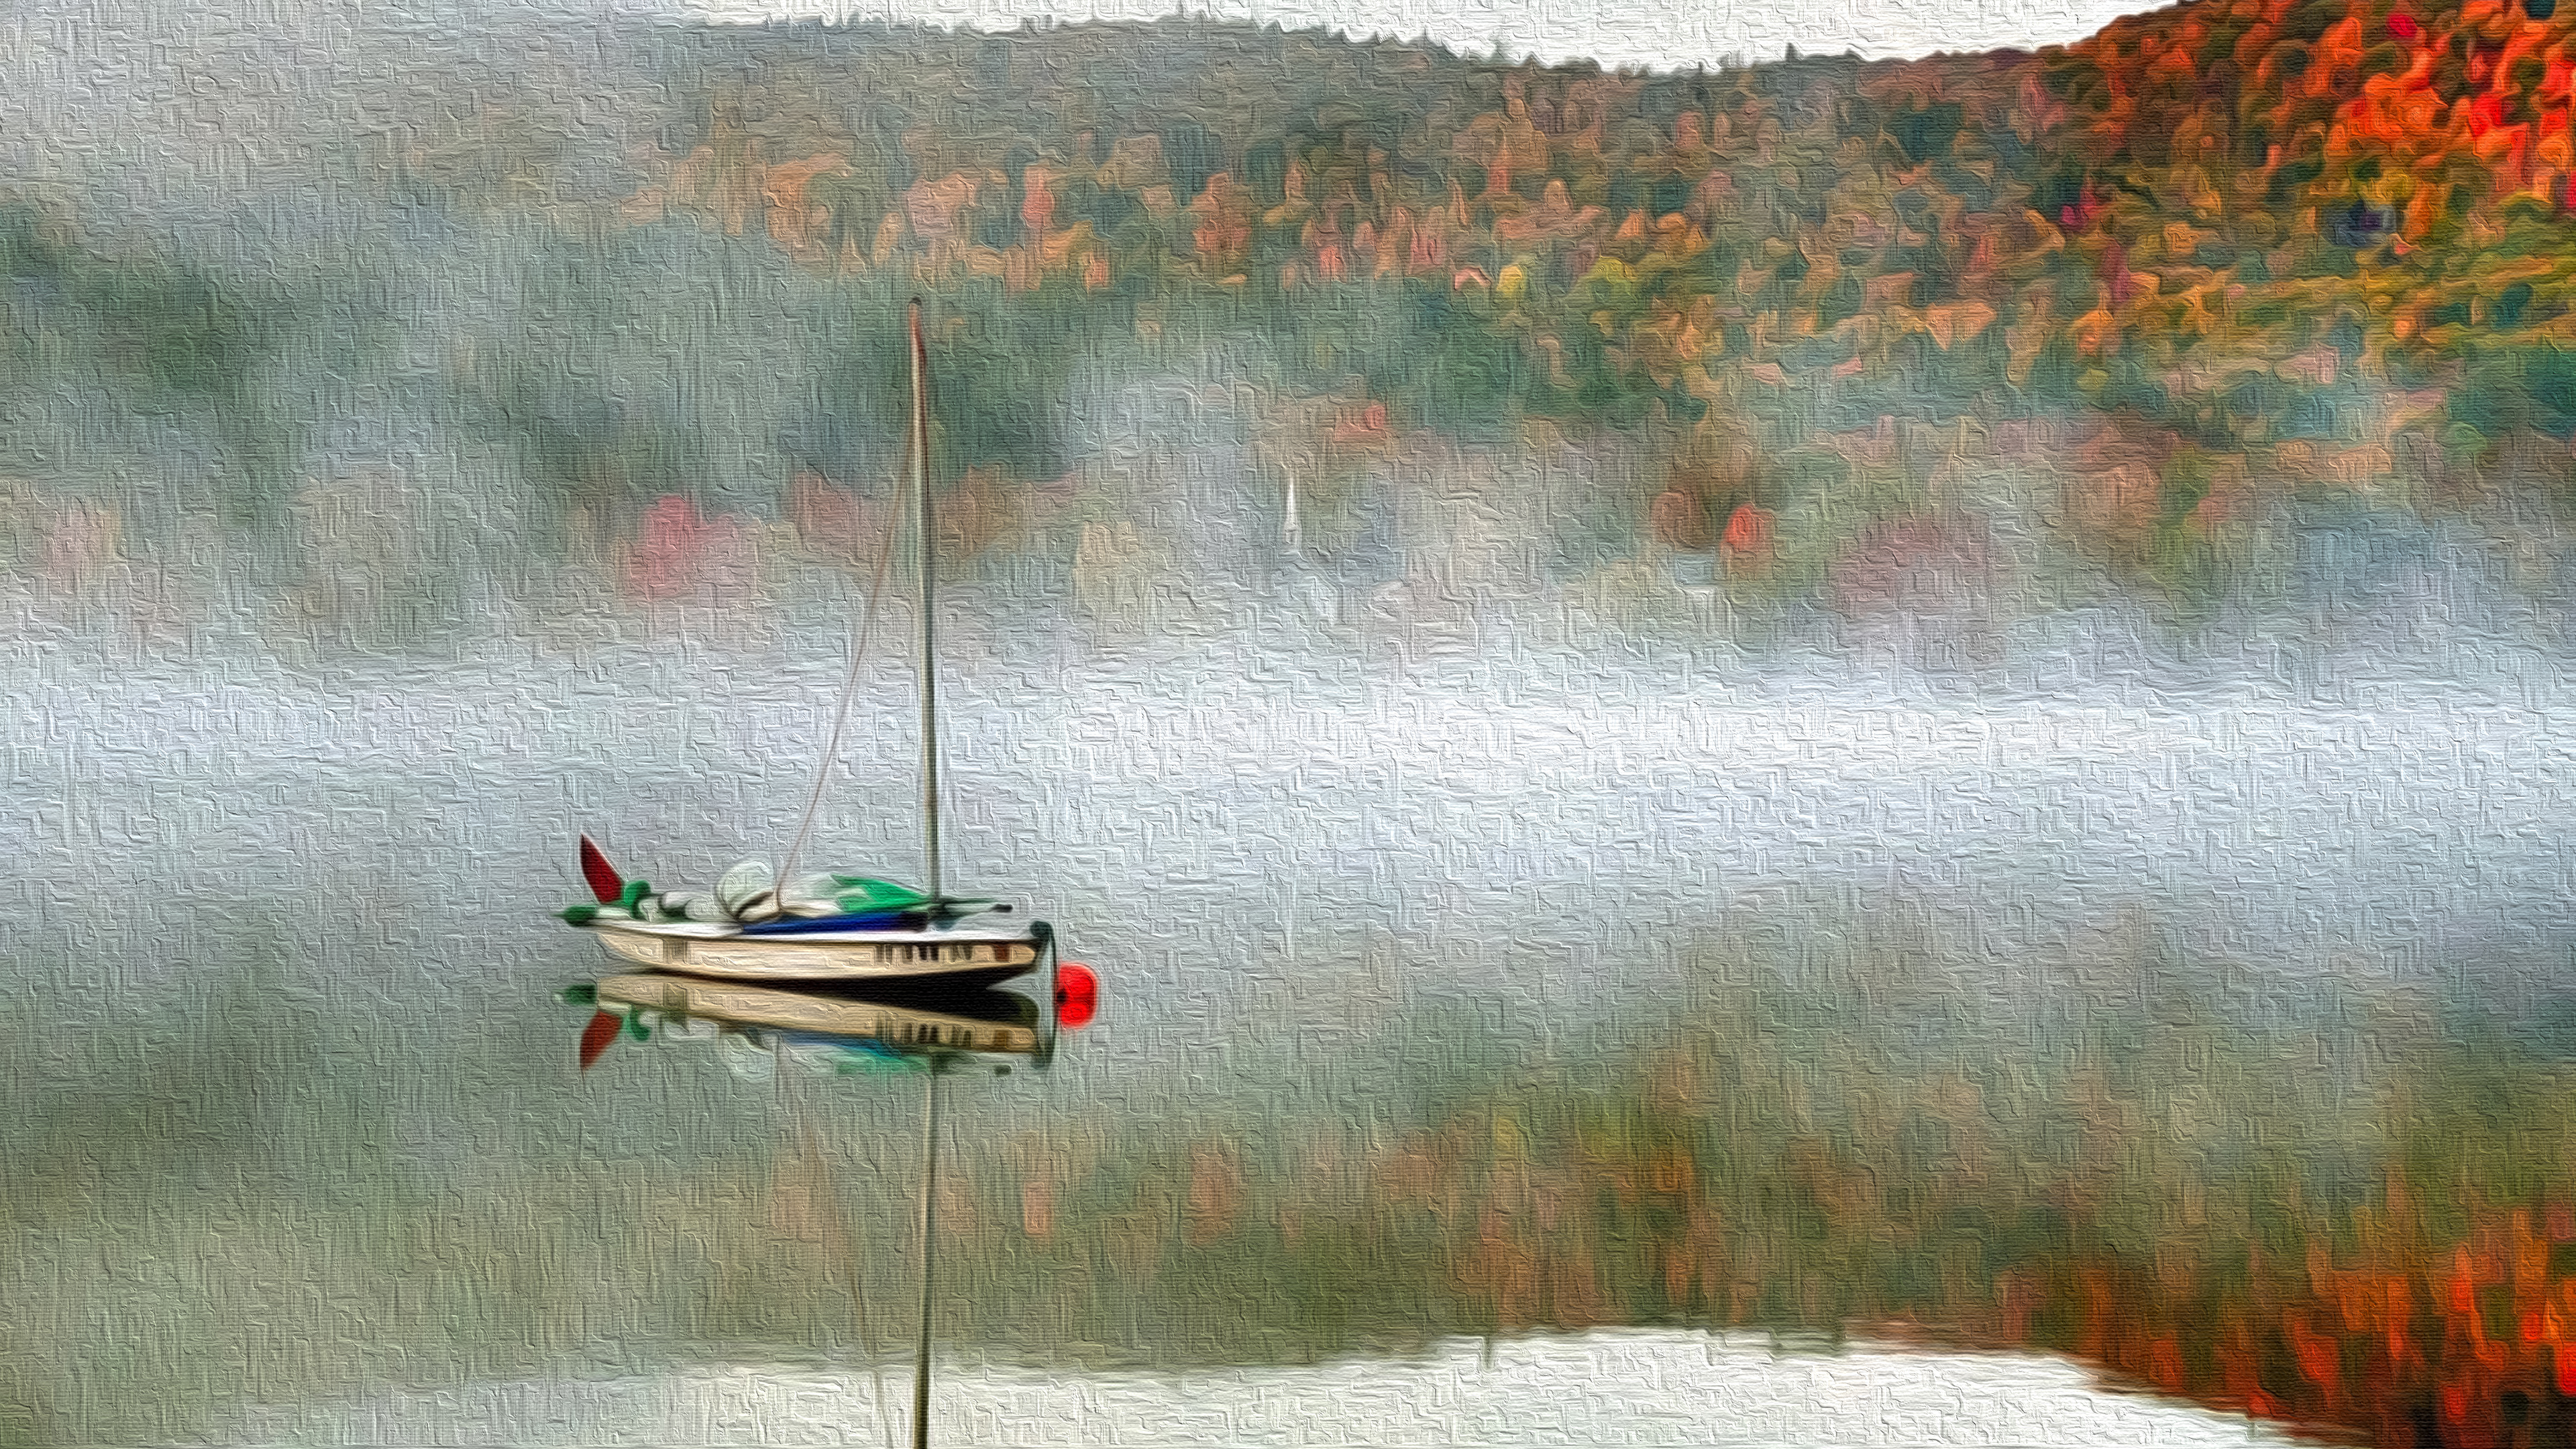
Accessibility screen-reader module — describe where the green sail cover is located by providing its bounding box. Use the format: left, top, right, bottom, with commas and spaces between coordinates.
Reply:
562, 871, 959, 923
829, 876, 932, 913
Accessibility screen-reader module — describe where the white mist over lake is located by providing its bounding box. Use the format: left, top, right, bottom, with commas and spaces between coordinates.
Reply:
12, 632, 2569, 991
7, 435, 2570, 1444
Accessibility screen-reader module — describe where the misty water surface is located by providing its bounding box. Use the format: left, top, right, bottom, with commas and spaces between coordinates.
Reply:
6, 550, 2569, 1440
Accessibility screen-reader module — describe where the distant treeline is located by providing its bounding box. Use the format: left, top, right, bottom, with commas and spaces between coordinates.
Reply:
11, 3, 2576, 641
596, 5, 2576, 586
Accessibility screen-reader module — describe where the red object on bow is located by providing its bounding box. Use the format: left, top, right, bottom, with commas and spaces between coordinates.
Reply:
580, 836, 623, 904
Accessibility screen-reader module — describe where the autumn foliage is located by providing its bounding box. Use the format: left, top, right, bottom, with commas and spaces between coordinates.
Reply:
604, 0, 2576, 612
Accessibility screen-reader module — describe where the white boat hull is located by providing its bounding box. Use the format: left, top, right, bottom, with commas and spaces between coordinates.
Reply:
587, 922, 1041, 985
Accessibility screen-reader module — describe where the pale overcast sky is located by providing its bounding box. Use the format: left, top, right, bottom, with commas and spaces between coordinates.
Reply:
674, 0, 2152, 70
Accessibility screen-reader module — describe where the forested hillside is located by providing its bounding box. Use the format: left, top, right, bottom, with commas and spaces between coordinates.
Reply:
7, 0, 2575, 639
584, 1, 2576, 594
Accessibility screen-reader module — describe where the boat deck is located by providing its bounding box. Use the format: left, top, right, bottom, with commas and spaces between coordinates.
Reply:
586, 920, 1043, 982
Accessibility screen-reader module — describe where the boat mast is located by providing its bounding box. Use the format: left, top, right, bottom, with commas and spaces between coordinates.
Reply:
910, 300, 943, 905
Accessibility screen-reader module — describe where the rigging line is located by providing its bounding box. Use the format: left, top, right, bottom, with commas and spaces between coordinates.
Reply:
775, 468, 908, 908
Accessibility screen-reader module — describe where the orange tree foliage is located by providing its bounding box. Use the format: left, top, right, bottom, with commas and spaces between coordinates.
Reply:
606, 5, 2576, 601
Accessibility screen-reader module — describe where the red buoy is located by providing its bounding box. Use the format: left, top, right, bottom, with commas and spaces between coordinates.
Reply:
1055, 963, 1098, 1030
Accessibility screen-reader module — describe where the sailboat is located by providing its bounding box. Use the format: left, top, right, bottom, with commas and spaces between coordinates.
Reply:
563, 301, 1057, 991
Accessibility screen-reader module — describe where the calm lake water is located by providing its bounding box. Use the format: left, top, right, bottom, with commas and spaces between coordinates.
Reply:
3, 588, 2570, 1441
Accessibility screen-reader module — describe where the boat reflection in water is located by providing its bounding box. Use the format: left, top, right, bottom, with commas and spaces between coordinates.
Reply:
587, 971, 1051, 1063
563, 963, 1095, 1449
